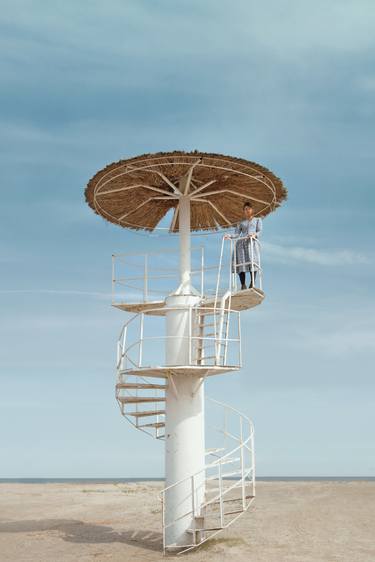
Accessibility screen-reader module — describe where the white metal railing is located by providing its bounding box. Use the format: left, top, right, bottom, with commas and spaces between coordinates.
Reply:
112, 246, 206, 305
215, 236, 263, 302
160, 397, 255, 554
116, 305, 241, 373
112, 237, 263, 308
115, 371, 166, 439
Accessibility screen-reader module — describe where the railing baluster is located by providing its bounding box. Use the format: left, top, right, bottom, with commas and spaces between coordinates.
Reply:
201, 245, 204, 298
219, 462, 224, 528
238, 312, 242, 368
191, 474, 196, 518
112, 254, 115, 304
189, 307, 192, 365
144, 253, 148, 302
251, 420, 256, 499
139, 313, 144, 368
258, 239, 263, 290
161, 490, 166, 553
240, 416, 245, 510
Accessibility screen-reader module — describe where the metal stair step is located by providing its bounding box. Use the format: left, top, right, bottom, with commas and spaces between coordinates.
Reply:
117, 382, 167, 390
224, 508, 245, 515
118, 396, 165, 404
207, 494, 254, 505
199, 355, 224, 359
165, 544, 196, 550
205, 447, 225, 455
127, 410, 166, 417
211, 456, 240, 466
206, 469, 243, 481
138, 422, 165, 429
187, 527, 222, 533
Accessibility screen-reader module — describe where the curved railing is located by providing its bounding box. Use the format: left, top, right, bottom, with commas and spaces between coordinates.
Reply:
160, 397, 255, 554
214, 236, 263, 303
111, 237, 263, 309
116, 305, 241, 373
115, 370, 167, 440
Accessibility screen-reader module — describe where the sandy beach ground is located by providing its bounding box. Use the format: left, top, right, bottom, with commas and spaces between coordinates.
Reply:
0, 481, 374, 562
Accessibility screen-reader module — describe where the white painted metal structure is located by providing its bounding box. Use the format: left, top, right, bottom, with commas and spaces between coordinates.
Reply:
113, 176, 264, 553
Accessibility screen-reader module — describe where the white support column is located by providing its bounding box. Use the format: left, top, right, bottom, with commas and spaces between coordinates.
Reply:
163, 178, 206, 547
164, 295, 205, 547
179, 195, 191, 294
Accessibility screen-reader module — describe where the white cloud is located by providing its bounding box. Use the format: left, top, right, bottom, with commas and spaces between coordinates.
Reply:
307, 328, 375, 355
0, 289, 111, 299
263, 241, 371, 266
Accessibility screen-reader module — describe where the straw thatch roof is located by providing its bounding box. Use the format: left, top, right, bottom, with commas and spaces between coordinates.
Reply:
85, 151, 287, 232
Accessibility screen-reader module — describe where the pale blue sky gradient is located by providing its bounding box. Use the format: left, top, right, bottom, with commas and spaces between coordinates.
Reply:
0, 0, 374, 477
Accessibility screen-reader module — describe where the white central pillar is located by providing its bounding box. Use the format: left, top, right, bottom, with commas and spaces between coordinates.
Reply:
179, 195, 191, 293
164, 192, 206, 548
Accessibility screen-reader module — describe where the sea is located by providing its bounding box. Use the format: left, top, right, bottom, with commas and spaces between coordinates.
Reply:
0, 477, 374, 483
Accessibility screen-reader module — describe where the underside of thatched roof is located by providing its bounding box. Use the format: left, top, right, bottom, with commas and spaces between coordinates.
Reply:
84, 150, 287, 232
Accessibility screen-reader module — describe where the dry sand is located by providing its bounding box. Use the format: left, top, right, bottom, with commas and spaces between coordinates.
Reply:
0, 481, 374, 562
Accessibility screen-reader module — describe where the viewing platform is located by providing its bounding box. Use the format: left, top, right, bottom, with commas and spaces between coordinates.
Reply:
111, 237, 264, 315
116, 304, 242, 379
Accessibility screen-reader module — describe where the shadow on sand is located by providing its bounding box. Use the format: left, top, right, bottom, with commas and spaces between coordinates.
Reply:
0, 519, 163, 552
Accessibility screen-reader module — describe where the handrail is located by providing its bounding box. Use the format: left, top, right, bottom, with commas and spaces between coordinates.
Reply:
161, 401, 253, 496
112, 238, 264, 307
116, 305, 241, 371
113, 245, 204, 258
160, 396, 255, 553
222, 235, 263, 293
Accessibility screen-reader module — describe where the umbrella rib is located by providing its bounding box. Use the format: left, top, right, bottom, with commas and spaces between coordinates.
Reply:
95, 184, 176, 198
189, 179, 216, 197
154, 172, 182, 195
169, 202, 180, 232
192, 188, 273, 207
196, 163, 277, 198
117, 196, 174, 221
193, 198, 232, 226
183, 159, 202, 195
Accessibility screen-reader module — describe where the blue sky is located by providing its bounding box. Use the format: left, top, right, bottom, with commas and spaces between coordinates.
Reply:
0, 0, 374, 477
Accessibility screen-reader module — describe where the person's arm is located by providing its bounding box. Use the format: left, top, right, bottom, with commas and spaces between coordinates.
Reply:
248, 217, 262, 238
224, 222, 240, 239
255, 217, 262, 237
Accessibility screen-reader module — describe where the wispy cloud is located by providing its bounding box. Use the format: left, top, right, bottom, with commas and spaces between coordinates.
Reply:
311, 329, 375, 355
263, 242, 372, 266
0, 289, 111, 299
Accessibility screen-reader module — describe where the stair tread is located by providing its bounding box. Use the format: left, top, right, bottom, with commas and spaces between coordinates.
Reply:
127, 410, 166, 417
211, 456, 240, 465
138, 422, 165, 429
117, 383, 167, 390
206, 469, 243, 481
118, 396, 165, 403
187, 527, 223, 533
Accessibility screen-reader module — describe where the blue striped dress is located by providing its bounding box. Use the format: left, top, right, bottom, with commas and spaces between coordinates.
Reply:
229, 217, 262, 273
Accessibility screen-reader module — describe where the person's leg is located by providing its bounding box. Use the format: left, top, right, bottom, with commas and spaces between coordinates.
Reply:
249, 270, 257, 288
238, 272, 246, 289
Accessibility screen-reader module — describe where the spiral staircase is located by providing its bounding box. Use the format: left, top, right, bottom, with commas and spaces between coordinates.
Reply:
113, 237, 262, 554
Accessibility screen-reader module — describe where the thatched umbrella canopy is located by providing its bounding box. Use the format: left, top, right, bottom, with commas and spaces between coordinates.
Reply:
85, 151, 287, 232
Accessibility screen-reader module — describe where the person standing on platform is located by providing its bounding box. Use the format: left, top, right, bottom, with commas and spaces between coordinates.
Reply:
224, 201, 262, 290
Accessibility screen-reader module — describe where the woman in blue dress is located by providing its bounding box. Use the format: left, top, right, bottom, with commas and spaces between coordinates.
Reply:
224, 201, 262, 290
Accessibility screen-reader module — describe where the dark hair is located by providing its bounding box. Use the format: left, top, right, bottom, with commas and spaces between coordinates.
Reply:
243, 201, 253, 209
